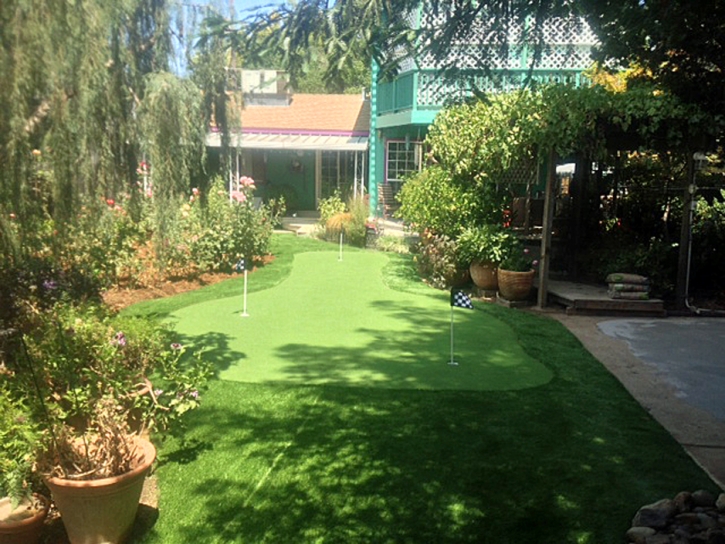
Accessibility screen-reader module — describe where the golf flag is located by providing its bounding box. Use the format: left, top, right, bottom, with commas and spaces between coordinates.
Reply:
450, 289, 474, 310
235, 258, 245, 272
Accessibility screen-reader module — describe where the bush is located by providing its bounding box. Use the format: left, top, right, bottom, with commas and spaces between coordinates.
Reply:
318, 192, 347, 227
319, 194, 368, 247
185, 177, 273, 273
414, 232, 468, 289
14, 302, 213, 479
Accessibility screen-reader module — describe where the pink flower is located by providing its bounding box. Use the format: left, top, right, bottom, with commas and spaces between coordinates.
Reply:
239, 176, 255, 188
106, 198, 115, 207
192, 187, 200, 196
231, 190, 247, 203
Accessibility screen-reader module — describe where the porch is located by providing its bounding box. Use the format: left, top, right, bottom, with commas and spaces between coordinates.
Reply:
542, 280, 666, 317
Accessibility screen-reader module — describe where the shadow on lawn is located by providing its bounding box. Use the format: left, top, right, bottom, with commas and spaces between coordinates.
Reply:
173, 330, 247, 375
142, 308, 717, 543
271, 299, 551, 391
147, 376, 712, 544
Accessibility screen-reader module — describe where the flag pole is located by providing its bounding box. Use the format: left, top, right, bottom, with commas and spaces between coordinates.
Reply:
241, 269, 249, 317
338, 231, 343, 261
449, 304, 457, 365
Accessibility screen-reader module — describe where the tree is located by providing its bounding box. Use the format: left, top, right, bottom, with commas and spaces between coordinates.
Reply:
0, 0, 205, 248
583, 0, 725, 121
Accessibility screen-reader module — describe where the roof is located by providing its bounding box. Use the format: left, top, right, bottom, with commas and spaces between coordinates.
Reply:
237, 94, 370, 135
207, 93, 370, 151
205, 132, 368, 151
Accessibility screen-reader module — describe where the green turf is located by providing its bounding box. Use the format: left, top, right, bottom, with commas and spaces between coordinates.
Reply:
139, 309, 716, 544
125, 235, 717, 543
168, 250, 552, 390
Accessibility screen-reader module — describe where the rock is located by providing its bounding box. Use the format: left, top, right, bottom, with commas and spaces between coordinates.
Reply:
693, 490, 717, 508
676, 512, 704, 526
699, 514, 719, 530
676, 491, 695, 513
716, 494, 725, 513
627, 526, 656, 543
644, 534, 671, 544
634, 499, 678, 529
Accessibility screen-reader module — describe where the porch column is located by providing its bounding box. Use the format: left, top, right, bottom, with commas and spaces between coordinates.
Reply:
315, 150, 322, 208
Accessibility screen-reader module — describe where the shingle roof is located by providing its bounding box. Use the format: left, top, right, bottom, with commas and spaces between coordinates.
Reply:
236, 94, 370, 135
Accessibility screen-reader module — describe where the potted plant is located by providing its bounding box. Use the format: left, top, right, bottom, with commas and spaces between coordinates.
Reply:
456, 225, 515, 291
498, 240, 538, 301
15, 302, 212, 544
0, 381, 49, 544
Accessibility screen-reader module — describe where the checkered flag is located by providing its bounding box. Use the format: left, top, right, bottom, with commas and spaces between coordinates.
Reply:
450, 289, 473, 310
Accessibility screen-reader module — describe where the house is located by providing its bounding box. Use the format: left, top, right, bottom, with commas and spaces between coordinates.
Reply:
367, 12, 599, 215
206, 80, 370, 212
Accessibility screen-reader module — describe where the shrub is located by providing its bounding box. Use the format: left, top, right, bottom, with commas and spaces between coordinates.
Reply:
319, 194, 368, 247
456, 224, 515, 265
318, 191, 347, 227
375, 235, 410, 254
414, 232, 468, 289
186, 177, 273, 273
13, 302, 213, 479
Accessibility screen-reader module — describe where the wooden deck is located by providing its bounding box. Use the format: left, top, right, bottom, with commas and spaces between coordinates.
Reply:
543, 280, 666, 317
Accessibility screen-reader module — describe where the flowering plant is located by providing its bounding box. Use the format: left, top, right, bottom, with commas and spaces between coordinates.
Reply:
456, 224, 516, 265
6, 302, 212, 480
499, 242, 538, 272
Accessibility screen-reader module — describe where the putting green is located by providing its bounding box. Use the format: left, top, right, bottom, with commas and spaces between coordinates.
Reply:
169, 251, 552, 390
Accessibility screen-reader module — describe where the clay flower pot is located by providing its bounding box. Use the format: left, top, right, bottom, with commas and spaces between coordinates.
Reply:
469, 261, 498, 291
497, 268, 535, 301
45, 437, 156, 544
0, 494, 49, 544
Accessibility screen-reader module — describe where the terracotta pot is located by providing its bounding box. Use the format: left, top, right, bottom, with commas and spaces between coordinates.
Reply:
445, 267, 471, 288
498, 268, 535, 301
469, 261, 498, 291
45, 437, 156, 544
0, 494, 49, 544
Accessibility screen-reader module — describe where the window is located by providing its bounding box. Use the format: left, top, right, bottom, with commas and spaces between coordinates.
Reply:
320, 151, 366, 200
386, 140, 422, 189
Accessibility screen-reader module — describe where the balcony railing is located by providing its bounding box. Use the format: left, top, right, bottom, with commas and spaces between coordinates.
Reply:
377, 68, 589, 116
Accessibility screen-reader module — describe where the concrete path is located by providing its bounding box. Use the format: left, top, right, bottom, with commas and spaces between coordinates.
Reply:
549, 313, 725, 490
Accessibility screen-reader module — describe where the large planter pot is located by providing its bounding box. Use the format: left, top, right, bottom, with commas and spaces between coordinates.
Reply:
445, 267, 471, 288
469, 261, 498, 291
498, 268, 535, 301
45, 436, 156, 544
0, 494, 49, 544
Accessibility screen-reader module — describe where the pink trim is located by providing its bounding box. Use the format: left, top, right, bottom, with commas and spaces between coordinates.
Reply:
210, 126, 368, 137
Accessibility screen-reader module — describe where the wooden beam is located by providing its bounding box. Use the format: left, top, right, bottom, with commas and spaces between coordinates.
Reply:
537, 150, 557, 309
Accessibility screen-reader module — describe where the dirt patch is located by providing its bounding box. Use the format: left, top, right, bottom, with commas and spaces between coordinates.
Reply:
102, 255, 275, 311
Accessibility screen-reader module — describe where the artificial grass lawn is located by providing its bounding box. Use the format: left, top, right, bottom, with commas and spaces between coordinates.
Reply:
131, 236, 716, 543
168, 250, 552, 390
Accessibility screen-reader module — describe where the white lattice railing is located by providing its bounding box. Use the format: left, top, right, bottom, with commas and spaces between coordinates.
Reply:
377, 9, 597, 115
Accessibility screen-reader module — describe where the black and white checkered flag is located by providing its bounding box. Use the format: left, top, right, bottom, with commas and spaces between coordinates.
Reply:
450, 289, 473, 310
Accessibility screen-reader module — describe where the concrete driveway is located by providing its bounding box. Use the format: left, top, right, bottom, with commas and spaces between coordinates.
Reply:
598, 318, 725, 423
550, 313, 725, 490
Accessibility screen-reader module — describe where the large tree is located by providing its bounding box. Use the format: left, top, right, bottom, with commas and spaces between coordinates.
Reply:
583, 0, 725, 121
0, 0, 204, 236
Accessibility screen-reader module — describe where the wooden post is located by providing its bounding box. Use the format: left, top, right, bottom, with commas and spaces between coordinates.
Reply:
675, 153, 695, 310
538, 150, 557, 309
